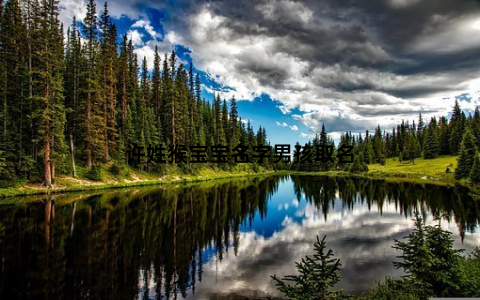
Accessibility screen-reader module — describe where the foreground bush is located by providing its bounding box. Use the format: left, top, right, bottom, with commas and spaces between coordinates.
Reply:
271, 236, 347, 299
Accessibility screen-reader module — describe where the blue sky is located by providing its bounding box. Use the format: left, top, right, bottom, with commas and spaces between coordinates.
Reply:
60, 0, 480, 146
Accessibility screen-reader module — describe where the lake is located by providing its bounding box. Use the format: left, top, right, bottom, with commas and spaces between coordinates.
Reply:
0, 175, 479, 299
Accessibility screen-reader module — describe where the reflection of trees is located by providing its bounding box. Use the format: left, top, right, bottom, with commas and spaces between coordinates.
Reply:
290, 175, 480, 238
0, 176, 283, 299
1, 175, 477, 299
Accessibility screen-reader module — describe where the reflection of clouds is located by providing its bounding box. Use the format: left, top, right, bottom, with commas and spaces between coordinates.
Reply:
292, 198, 299, 207
187, 198, 480, 299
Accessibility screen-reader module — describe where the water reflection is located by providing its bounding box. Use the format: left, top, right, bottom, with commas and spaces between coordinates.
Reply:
0, 175, 478, 299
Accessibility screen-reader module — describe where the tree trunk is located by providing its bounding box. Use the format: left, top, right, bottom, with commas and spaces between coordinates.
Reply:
122, 70, 127, 128
104, 73, 109, 160
70, 134, 76, 177
172, 98, 175, 146
86, 84, 92, 168
44, 90, 52, 187
50, 135, 55, 183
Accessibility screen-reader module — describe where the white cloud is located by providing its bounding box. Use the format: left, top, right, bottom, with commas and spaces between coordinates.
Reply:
58, 0, 86, 31
59, 0, 480, 141
127, 29, 145, 46
300, 132, 313, 138
132, 19, 159, 39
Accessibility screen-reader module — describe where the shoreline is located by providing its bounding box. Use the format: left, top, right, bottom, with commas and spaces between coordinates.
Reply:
0, 170, 284, 198
2, 155, 480, 199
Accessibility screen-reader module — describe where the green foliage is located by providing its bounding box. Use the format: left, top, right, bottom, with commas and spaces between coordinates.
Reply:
423, 119, 439, 159
271, 236, 345, 299
367, 277, 425, 300
349, 151, 368, 173
108, 163, 123, 176
457, 247, 480, 296
368, 214, 480, 299
455, 128, 477, 180
85, 165, 103, 181
470, 155, 480, 183
392, 213, 464, 297
449, 100, 465, 155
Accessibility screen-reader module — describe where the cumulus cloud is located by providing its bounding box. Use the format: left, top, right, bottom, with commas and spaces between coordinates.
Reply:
60, 0, 480, 136
132, 19, 159, 39
126, 29, 144, 46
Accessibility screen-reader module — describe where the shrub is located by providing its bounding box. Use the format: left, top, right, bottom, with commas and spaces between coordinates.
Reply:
393, 213, 464, 297
271, 236, 345, 299
470, 155, 480, 183
85, 165, 102, 181
109, 163, 122, 176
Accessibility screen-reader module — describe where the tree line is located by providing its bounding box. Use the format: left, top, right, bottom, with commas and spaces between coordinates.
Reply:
0, 0, 271, 186
292, 100, 480, 180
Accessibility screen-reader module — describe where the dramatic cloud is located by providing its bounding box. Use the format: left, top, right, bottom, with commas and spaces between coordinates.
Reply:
60, 0, 480, 136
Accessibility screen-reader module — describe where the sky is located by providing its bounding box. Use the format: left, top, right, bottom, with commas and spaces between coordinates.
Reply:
59, 0, 480, 146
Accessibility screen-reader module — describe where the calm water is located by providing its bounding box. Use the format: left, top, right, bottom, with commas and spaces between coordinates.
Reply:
0, 175, 479, 299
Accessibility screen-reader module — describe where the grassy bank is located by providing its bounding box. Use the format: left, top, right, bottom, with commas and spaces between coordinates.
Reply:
0, 163, 282, 198
303, 156, 459, 187
1, 155, 475, 199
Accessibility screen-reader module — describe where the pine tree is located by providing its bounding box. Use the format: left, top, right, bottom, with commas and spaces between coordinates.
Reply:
450, 100, 465, 155
0, 0, 30, 180
470, 154, 480, 183
455, 128, 477, 180
222, 99, 229, 145
99, 2, 117, 159
271, 236, 343, 299
32, 0, 66, 185
372, 125, 385, 163
350, 149, 368, 173
151, 46, 161, 115
229, 96, 239, 147
417, 113, 425, 150
82, 0, 103, 168
117, 34, 129, 133
65, 17, 82, 150
393, 213, 463, 297
319, 124, 334, 171
162, 52, 174, 144
423, 118, 439, 159
438, 116, 451, 155
473, 107, 480, 149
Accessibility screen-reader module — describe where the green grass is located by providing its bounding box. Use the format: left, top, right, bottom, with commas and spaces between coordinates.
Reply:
0, 162, 283, 198
367, 156, 457, 183
0, 155, 472, 199
290, 156, 462, 188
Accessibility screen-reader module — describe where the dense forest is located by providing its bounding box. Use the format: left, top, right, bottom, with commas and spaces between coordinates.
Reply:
0, 0, 271, 186
1, 0, 479, 188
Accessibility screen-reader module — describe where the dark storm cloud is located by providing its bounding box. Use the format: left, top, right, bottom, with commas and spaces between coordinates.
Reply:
192, 0, 480, 98
61, 0, 480, 135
